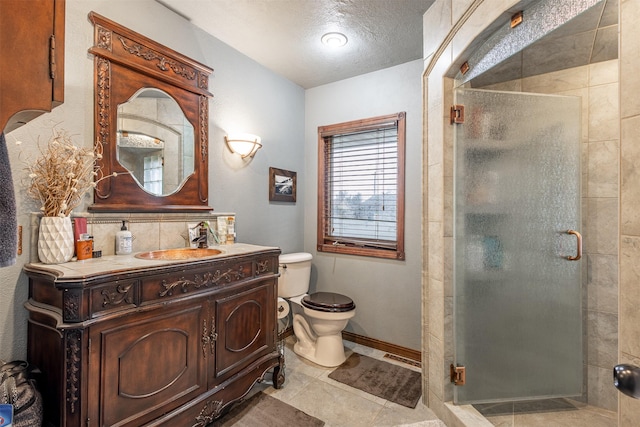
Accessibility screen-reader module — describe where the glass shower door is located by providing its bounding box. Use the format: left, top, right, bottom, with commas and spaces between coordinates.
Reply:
453, 88, 582, 404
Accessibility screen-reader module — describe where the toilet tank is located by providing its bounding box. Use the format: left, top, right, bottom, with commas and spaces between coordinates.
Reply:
278, 252, 312, 298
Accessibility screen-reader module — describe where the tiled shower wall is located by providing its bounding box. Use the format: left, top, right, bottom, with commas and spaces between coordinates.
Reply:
421, 1, 625, 423
482, 58, 620, 411
619, 0, 640, 424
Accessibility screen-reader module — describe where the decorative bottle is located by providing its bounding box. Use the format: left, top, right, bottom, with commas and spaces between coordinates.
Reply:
115, 221, 132, 255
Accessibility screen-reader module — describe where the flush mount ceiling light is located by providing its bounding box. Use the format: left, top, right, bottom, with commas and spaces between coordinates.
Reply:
225, 133, 262, 158
321, 32, 348, 47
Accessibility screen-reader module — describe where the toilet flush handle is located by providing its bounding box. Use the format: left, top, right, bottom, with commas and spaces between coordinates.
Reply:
566, 230, 582, 261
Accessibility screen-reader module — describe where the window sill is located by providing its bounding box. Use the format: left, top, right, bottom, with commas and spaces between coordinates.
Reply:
317, 243, 405, 260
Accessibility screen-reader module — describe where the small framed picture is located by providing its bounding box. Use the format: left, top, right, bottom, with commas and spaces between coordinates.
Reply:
269, 167, 297, 202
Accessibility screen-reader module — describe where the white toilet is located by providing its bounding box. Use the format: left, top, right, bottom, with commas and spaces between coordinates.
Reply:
278, 252, 356, 367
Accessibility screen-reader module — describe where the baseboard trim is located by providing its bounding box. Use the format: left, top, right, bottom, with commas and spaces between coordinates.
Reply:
341, 331, 421, 362
279, 326, 294, 339
279, 327, 421, 363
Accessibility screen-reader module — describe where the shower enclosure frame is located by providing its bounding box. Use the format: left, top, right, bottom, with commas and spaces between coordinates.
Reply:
451, 87, 583, 404
422, 0, 619, 423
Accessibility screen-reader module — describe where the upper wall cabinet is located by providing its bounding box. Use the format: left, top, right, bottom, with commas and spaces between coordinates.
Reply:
0, 0, 65, 133
88, 12, 213, 212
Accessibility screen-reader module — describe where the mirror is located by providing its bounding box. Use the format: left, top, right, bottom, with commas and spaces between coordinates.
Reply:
117, 88, 194, 196
88, 12, 213, 212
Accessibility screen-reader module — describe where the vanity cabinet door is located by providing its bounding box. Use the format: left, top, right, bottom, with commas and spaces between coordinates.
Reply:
0, 0, 65, 133
211, 280, 277, 383
88, 302, 207, 427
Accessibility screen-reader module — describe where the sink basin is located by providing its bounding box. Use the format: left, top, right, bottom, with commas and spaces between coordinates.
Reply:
135, 248, 223, 260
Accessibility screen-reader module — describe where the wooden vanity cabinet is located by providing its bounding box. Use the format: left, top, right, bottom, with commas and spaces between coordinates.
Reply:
24, 248, 284, 427
0, 0, 65, 133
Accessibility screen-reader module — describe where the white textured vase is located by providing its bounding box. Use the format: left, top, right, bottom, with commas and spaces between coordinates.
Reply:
38, 216, 74, 264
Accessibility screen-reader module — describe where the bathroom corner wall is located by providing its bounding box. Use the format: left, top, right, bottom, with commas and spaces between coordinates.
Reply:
619, 0, 640, 424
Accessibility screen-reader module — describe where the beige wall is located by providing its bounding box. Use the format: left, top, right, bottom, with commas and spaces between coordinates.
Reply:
619, 0, 640, 424
422, 0, 627, 424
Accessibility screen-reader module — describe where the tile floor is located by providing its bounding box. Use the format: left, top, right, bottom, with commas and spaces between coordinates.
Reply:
248, 335, 619, 427
249, 336, 442, 426
479, 399, 617, 427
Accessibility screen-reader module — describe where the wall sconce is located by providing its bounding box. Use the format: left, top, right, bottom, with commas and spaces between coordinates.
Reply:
224, 133, 262, 158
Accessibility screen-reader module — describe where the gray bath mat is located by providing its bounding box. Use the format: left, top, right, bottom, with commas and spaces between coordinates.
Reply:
328, 353, 422, 408
213, 392, 324, 426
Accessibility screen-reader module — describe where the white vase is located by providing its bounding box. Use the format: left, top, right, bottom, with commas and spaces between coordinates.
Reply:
38, 216, 74, 264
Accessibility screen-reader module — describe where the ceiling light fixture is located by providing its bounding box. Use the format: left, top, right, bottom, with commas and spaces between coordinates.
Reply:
321, 32, 348, 47
225, 134, 262, 158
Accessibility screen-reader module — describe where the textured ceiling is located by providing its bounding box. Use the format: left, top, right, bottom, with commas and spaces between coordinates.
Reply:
156, 0, 435, 89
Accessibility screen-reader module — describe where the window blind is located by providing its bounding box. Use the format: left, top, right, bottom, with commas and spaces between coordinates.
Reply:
323, 125, 398, 249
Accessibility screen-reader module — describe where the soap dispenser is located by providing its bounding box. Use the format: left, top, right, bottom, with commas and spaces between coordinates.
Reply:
115, 221, 132, 255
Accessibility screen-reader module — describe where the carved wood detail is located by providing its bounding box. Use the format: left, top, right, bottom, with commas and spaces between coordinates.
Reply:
201, 316, 217, 357
256, 260, 270, 275
95, 57, 110, 145
118, 36, 196, 80
198, 73, 208, 90
95, 55, 112, 200
63, 291, 80, 321
200, 95, 208, 161
96, 25, 111, 50
65, 329, 81, 414
201, 319, 208, 358
193, 399, 224, 427
159, 267, 246, 297
101, 283, 134, 306
199, 94, 208, 203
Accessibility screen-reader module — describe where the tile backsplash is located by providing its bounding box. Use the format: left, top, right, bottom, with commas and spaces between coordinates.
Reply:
30, 212, 235, 262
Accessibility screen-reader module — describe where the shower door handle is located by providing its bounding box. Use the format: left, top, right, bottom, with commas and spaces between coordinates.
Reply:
566, 230, 582, 261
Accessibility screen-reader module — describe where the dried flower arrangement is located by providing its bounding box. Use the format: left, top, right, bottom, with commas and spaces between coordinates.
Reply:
23, 128, 117, 217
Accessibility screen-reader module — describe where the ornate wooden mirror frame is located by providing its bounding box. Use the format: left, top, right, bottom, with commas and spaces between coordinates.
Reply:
88, 12, 213, 212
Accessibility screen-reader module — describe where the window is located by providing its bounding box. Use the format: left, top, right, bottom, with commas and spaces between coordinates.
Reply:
143, 155, 163, 195
317, 112, 405, 260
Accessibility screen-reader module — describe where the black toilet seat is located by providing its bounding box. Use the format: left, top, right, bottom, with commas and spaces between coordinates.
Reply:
301, 292, 356, 313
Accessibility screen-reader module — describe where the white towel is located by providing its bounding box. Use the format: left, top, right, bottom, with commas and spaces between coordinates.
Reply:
0, 132, 17, 267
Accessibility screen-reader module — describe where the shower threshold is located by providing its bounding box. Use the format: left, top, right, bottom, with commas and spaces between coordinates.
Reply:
473, 397, 581, 416
445, 397, 618, 426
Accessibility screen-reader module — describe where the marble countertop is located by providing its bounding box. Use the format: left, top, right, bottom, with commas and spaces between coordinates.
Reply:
24, 243, 280, 279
